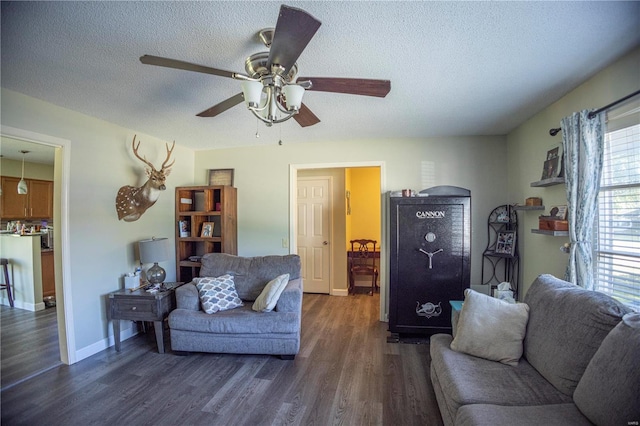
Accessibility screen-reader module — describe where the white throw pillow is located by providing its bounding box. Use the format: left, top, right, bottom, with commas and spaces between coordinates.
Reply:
194, 275, 243, 314
450, 288, 530, 366
252, 274, 290, 312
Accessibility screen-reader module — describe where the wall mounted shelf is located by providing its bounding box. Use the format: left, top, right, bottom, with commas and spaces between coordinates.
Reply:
530, 177, 565, 187
531, 229, 569, 237
513, 205, 545, 211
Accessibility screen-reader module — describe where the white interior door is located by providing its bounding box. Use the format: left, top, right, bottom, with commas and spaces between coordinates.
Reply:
297, 177, 331, 294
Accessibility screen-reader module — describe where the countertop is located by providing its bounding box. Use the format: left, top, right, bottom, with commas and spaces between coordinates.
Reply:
0, 232, 46, 237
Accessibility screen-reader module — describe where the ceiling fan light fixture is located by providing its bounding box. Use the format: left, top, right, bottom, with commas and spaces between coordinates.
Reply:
242, 79, 304, 127
283, 84, 305, 111
241, 80, 264, 108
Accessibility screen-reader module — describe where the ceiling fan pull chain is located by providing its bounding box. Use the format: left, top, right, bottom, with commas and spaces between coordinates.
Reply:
255, 118, 260, 138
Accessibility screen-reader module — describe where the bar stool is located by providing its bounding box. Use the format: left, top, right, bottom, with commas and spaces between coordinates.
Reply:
1, 258, 14, 307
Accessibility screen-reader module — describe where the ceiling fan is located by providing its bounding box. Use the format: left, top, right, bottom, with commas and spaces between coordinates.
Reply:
140, 4, 391, 128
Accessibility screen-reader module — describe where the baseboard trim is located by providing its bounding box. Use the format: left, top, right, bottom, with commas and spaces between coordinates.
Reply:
0, 297, 45, 311
74, 323, 139, 362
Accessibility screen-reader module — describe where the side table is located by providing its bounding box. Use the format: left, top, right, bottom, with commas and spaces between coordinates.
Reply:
109, 282, 183, 353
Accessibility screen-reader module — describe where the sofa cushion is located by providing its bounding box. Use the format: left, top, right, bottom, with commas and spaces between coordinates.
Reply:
573, 312, 640, 426
194, 275, 243, 314
431, 333, 571, 415
168, 304, 300, 334
200, 253, 302, 301
523, 274, 631, 396
456, 403, 593, 426
450, 289, 529, 366
252, 274, 289, 312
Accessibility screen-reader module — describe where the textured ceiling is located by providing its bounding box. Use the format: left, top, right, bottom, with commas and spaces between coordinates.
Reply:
1, 1, 639, 159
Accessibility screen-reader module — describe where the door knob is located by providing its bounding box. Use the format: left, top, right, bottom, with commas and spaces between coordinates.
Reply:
323, 241, 328, 245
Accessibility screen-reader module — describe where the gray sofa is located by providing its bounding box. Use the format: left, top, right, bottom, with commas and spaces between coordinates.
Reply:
168, 253, 303, 359
430, 274, 640, 426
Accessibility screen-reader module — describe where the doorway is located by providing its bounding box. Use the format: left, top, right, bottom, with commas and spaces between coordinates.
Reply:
0, 125, 74, 370
291, 162, 387, 321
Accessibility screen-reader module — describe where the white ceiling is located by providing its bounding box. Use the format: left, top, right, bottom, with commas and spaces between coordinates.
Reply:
1, 1, 639, 161
0, 136, 55, 165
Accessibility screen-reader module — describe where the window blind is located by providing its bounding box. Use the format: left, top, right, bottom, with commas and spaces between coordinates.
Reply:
596, 100, 640, 311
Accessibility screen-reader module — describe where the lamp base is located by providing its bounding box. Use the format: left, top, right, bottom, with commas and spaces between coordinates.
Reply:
147, 263, 166, 285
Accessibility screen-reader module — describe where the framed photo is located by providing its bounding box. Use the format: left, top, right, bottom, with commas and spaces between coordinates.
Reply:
549, 205, 568, 220
546, 147, 560, 160
495, 230, 517, 256
208, 169, 234, 186
200, 222, 215, 238
541, 145, 564, 179
541, 157, 559, 180
178, 220, 190, 237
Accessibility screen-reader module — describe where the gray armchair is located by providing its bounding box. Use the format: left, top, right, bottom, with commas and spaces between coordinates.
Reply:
168, 253, 303, 359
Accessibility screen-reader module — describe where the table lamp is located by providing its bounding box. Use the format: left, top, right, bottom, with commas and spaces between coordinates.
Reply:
138, 237, 171, 285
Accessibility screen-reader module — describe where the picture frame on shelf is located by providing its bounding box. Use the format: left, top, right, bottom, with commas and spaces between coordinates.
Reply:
541, 145, 564, 180
546, 146, 560, 160
208, 169, 234, 186
495, 230, 516, 256
549, 205, 568, 220
178, 220, 190, 237
541, 157, 559, 180
200, 222, 215, 238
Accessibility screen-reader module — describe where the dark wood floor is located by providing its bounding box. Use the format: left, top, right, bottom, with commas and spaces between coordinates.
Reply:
1, 305, 61, 390
1, 293, 443, 425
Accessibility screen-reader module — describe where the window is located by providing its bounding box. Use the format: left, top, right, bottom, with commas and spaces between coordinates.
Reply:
595, 101, 640, 311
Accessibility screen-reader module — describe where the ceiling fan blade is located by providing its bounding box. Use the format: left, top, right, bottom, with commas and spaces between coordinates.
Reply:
140, 55, 238, 79
298, 77, 391, 98
267, 5, 321, 74
293, 103, 321, 127
196, 93, 245, 118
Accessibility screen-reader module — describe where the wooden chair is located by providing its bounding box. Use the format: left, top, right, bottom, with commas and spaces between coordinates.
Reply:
1, 258, 14, 307
349, 239, 379, 296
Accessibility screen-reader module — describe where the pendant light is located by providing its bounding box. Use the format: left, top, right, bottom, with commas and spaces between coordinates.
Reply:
17, 150, 29, 194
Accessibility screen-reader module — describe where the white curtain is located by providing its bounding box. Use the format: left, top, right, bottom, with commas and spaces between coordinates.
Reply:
561, 110, 604, 289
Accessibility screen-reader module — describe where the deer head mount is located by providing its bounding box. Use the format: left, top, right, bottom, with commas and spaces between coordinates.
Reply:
116, 135, 175, 222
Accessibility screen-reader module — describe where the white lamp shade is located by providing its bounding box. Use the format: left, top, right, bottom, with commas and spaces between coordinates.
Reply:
241, 80, 264, 108
138, 237, 171, 264
17, 179, 28, 194
283, 84, 305, 110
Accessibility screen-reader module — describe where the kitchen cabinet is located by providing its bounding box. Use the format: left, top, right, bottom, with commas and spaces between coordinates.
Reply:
0, 176, 53, 219
41, 250, 55, 298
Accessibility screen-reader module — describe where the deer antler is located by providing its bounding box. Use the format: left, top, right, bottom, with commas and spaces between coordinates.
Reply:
131, 135, 175, 171
131, 135, 155, 170
162, 140, 176, 170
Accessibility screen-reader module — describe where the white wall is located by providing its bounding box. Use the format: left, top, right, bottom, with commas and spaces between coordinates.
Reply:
507, 47, 640, 298
0, 158, 54, 180
1, 89, 195, 360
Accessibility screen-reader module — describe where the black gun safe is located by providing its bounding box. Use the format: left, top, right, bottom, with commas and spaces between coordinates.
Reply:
388, 186, 471, 338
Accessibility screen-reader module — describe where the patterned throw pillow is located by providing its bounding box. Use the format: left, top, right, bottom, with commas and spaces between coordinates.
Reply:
194, 275, 243, 314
